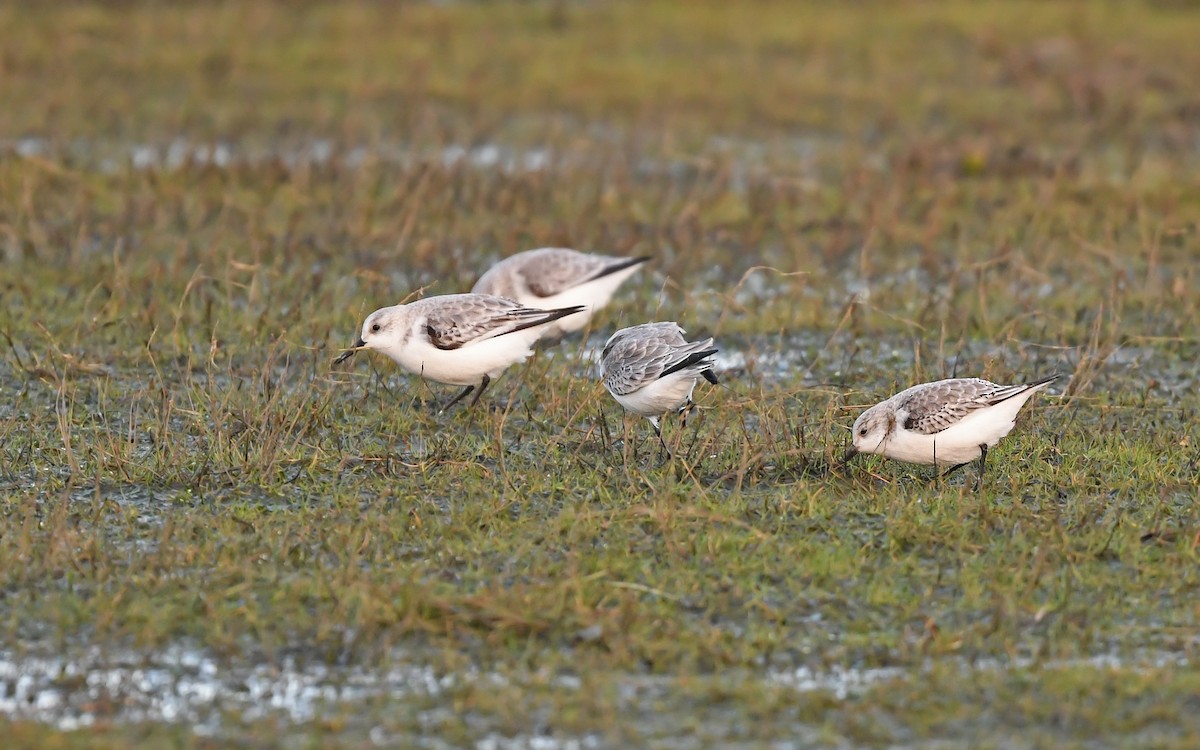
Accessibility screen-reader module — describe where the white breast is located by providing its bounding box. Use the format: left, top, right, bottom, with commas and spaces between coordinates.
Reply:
381, 324, 542, 386
609, 371, 698, 418
883, 399, 1029, 465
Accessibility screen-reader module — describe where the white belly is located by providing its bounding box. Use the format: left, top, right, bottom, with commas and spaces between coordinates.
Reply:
881, 404, 1023, 465
879, 431, 988, 466
382, 329, 540, 386
610, 372, 698, 418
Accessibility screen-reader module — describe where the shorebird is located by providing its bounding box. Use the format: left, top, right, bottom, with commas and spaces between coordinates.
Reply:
334, 293, 584, 411
471, 248, 649, 338
841, 374, 1060, 487
599, 322, 719, 453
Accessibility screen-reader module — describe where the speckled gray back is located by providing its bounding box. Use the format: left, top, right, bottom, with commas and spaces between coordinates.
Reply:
894, 378, 1033, 435
475, 248, 623, 299
600, 323, 715, 396
416, 294, 571, 350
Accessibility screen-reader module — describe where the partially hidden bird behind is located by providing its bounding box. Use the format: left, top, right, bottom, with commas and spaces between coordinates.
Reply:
472, 248, 649, 339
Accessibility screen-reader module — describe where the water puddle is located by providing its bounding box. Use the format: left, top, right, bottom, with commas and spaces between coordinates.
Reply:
770, 663, 909, 699
0, 644, 452, 733
0, 642, 1189, 736
1, 131, 843, 189
770, 650, 1194, 697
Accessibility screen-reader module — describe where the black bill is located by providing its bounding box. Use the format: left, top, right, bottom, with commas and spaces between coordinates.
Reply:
835, 446, 859, 472
333, 338, 366, 365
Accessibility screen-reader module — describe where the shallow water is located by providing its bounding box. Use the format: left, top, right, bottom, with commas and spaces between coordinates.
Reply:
770, 650, 1194, 698
0, 642, 1189, 738
0, 644, 449, 733
0, 131, 843, 191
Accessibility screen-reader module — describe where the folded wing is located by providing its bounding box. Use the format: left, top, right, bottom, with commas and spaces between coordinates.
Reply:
899, 378, 1047, 435
603, 325, 717, 396
520, 251, 647, 298
426, 296, 584, 351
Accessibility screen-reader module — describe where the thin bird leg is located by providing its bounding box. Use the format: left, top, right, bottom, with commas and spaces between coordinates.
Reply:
650, 417, 671, 457
467, 374, 492, 409
975, 443, 988, 491
678, 398, 695, 429
938, 462, 969, 479
440, 384, 475, 413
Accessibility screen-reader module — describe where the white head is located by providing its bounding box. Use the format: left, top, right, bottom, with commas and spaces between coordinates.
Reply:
333, 305, 410, 364
845, 402, 897, 462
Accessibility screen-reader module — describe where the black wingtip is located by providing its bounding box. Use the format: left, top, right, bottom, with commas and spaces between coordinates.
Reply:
548, 304, 587, 322
586, 255, 652, 283
988, 373, 1061, 405
507, 304, 587, 336
1029, 373, 1062, 387
702, 368, 719, 385
661, 347, 719, 379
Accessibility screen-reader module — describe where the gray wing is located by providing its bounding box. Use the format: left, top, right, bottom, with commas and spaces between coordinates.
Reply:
518, 250, 609, 297
896, 378, 1018, 435
601, 324, 715, 396
524, 253, 647, 297
472, 249, 600, 298
474, 248, 647, 299
424, 295, 579, 350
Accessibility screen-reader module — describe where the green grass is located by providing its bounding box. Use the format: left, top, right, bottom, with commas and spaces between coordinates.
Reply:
2, 0, 1200, 747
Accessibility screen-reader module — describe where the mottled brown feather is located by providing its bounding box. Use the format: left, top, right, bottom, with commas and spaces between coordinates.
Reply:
897, 378, 1042, 435
423, 295, 582, 350
473, 248, 648, 300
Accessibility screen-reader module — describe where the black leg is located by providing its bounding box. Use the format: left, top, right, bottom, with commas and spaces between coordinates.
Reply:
467, 374, 492, 409
650, 417, 671, 457
441, 384, 475, 413
679, 398, 694, 429
629, 418, 638, 463
939, 462, 969, 479
976, 443, 988, 491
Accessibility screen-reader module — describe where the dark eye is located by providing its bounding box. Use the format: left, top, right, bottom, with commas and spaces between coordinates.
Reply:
370, 323, 381, 332
858, 427, 868, 436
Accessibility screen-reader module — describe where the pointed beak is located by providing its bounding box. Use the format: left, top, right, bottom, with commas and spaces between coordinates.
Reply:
835, 446, 859, 472
333, 338, 366, 365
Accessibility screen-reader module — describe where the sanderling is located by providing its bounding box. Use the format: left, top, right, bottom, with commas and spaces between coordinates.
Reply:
471, 248, 650, 338
599, 322, 719, 453
842, 374, 1060, 487
333, 293, 585, 411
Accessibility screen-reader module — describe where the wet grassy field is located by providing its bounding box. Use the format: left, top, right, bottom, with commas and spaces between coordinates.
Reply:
2, 1, 1199, 747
